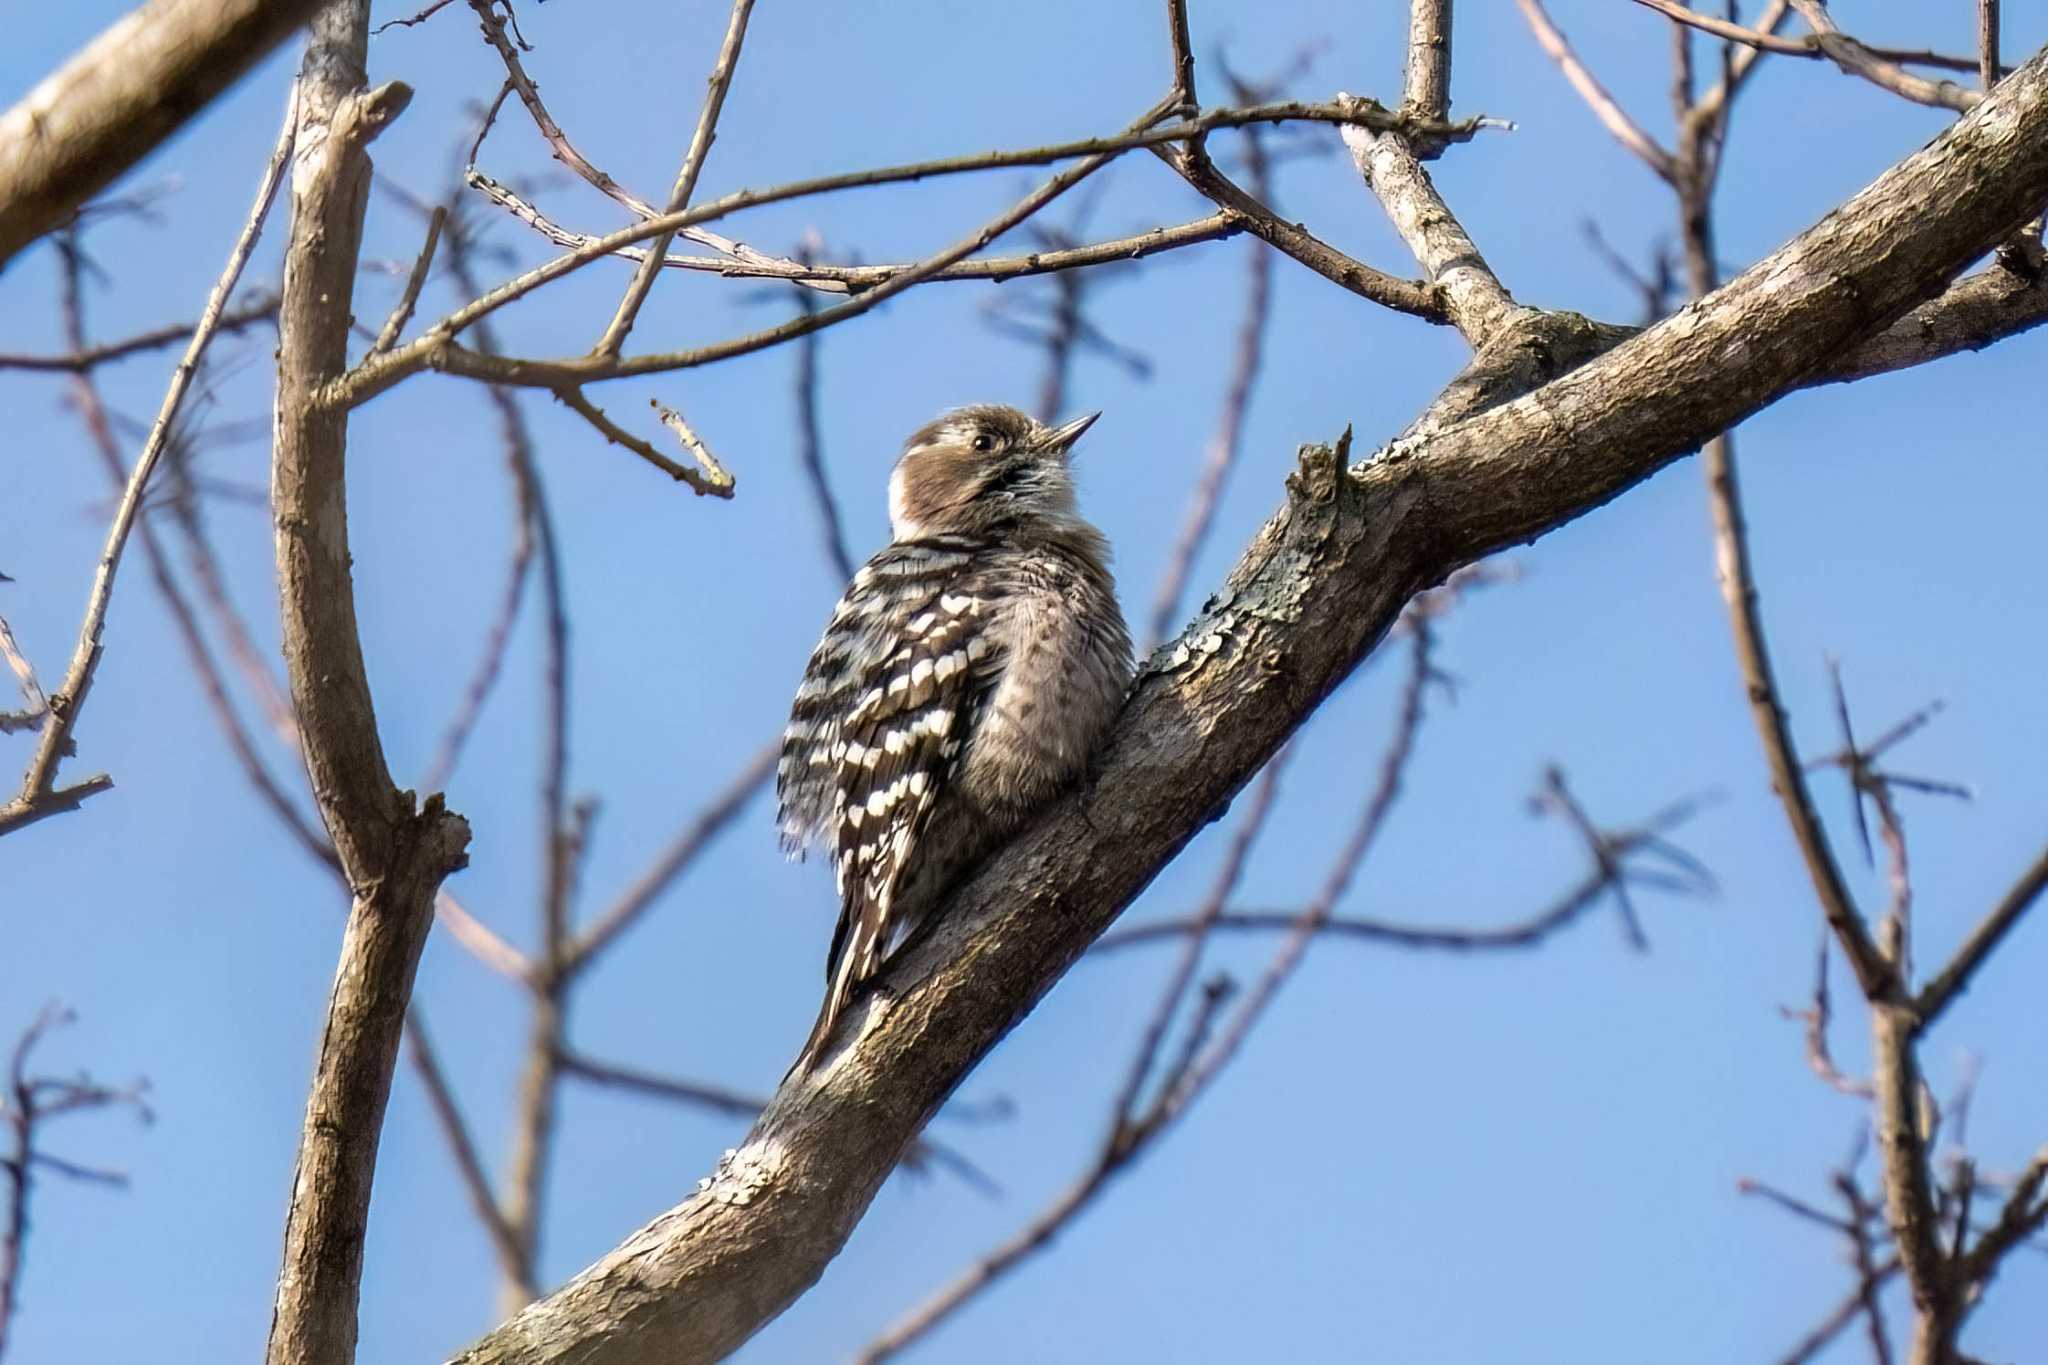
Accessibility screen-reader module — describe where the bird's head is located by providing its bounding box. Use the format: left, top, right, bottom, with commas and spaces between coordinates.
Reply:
887, 404, 1100, 541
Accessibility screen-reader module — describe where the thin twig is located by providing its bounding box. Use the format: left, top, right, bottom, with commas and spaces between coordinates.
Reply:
551, 386, 727, 494
1144, 77, 1278, 653
343, 93, 1481, 403
466, 172, 1241, 292
594, 0, 756, 357
1737, 1176, 1858, 1235
1108, 746, 1292, 1134
1781, 937, 1873, 1098
1518, 0, 1676, 182
786, 239, 854, 583
1686, 0, 1793, 136
0, 296, 277, 372
1, 1005, 150, 1360
463, 0, 797, 281
372, 0, 456, 35
1785, 0, 1982, 113
555, 1050, 997, 1194
368, 204, 445, 354
650, 401, 735, 492
1835, 1175, 1897, 1365
0, 83, 297, 839
403, 1013, 531, 1298
1959, 1145, 2048, 1286
563, 740, 777, 974
1776, 1257, 1902, 1365
1634, 0, 1983, 111
1914, 843, 2048, 1035
1978, 0, 2001, 92
858, 605, 1444, 1364
1701, 434, 1889, 997
356, 96, 1199, 405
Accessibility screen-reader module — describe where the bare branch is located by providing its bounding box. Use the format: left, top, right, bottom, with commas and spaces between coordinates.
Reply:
563, 740, 776, 975
444, 53, 2048, 1365
1914, 842, 2048, 1035
1700, 432, 1891, 996
1785, 1, 1982, 113
0, 0, 328, 266
1871, 999, 1949, 1342
1960, 1145, 2048, 1288
1979, 0, 2002, 92
368, 204, 445, 354
1401, 0, 1454, 129
0, 75, 296, 841
345, 94, 1478, 403
1634, 0, 1984, 112
594, 0, 755, 358
555, 1050, 996, 1195
466, 171, 1241, 292
555, 1051, 761, 1121
1338, 92, 1520, 346
263, 10, 469, 1365
1738, 1176, 1858, 1235
650, 402, 736, 493
1834, 1176, 1897, 1365
0, 296, 277, 373
1518, 0, 1676, 182
1781, 938, 1873, 1098
404, 1013, 531, 1299
1777, 1257, 1902, 1365
785, 240, 854, 583
1, 1006, 150, 1359
549, 386, 721, 493
372, 0, 457, 35
1109, 747, 1291, 1136
1145, 98, 1276, 652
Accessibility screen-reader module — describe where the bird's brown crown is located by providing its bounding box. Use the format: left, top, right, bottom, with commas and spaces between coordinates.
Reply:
887, 403, 1099, 542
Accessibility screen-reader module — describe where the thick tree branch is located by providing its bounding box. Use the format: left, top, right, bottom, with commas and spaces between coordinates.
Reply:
448, 49, 2048, 1365
263, 9, 468, 1365
0, 0, 329, 267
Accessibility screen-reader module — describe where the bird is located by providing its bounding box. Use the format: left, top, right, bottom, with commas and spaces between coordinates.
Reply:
776, 403, 1134, 1074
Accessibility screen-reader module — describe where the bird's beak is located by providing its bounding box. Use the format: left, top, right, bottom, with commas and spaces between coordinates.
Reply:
1046, 410, 1101, 455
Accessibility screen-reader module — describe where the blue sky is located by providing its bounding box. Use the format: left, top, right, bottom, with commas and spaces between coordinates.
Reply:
3, 3, 2045, 1362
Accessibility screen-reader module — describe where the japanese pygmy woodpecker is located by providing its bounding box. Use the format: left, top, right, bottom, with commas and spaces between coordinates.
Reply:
776, 404, 1133, 1072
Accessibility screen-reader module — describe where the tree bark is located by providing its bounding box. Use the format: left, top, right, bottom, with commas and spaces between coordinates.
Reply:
263, 7, 467, 1365
450, 42, 2048, 1365
0, 0, 330, 269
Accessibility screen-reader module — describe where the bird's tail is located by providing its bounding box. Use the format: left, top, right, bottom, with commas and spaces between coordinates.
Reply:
789, 883, 891, 1077
790, 932, 864, 1076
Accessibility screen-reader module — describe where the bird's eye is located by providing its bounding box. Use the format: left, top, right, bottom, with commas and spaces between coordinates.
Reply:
971, 432, 997, 453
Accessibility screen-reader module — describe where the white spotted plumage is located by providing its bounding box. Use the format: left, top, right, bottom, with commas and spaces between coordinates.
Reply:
777, 405, 1133, 1073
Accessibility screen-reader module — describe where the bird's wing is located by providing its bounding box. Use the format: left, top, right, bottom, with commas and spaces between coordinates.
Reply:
784, 540, 1004, 1069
